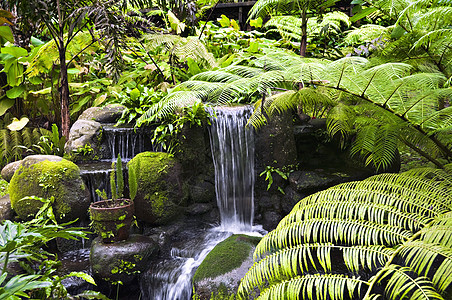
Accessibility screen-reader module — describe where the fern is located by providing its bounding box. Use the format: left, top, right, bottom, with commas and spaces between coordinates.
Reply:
238, 168, 452, 300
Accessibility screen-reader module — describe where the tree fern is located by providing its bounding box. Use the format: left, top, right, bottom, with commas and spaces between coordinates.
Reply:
238, 168, 452, 299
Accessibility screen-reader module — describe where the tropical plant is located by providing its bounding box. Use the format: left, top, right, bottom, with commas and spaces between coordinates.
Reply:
264, 11, 351, 57
248, 0, 338, 56
238, 166, 452, 299
0, 196, 108, 299
0, 126, 51, 168
4, 0, 152, 138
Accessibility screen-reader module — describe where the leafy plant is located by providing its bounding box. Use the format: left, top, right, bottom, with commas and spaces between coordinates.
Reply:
110, 155, 124, 201
150, 101, 213, 153
259, 165, 293, 194
238, 166, 452, 299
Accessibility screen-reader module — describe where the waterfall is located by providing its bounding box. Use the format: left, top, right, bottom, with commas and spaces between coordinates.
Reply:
143, 105, 257, 300
79, 162, 111, 202
102, 125, 154, 161
208, 106, 255, 232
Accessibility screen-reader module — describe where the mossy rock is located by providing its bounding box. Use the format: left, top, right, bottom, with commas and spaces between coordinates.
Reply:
9, 155, 90, 222
127, 152, 183, 225
194, 234, 261, 299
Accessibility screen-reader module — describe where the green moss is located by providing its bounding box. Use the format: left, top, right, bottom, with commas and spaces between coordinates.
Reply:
9, 159, 81, 220
193, 235, 261, 282
128, 152, 183, 224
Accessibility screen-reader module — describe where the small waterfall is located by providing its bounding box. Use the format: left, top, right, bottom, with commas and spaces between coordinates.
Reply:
79, 162, 111, 202
208, 106, 255, 232
143, 105, 257, 300
103, 125, 155, 161
141, 230, 231, 300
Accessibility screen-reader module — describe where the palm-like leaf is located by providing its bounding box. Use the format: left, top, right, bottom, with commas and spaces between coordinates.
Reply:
238, 168, 452, 299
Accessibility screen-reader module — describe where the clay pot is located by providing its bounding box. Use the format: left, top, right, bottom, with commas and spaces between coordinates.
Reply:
89, 199, 134, 243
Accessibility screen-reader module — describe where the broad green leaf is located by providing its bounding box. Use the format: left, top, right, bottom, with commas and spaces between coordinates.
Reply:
0, 98, 14, 116
247, 41, 260, 53
130, 88, 141, 101
0, 26, 14, 43
6, 85, 25, 99
67, 68, 80, 74
7, 117, 29, 131
1, 46, 28, 58
31, 87, 51, 95
250, 17, 263, 28
350, 7, 378, 22
231, 19, 240, 31
218, 15, 231, 27
187, 57, 202, 76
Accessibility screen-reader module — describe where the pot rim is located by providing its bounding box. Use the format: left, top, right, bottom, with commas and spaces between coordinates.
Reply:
89, 198, 133, 210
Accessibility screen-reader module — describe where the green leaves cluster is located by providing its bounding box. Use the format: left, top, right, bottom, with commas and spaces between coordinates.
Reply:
238, 166, 452, 299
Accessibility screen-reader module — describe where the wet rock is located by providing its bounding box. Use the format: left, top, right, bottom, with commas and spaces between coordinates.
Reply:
262, 211, 281, 231
64, 120, 102, 159
1, 161, 22, 182
189, 178, 215, 203
78, 104, 125, 123
186, 203, 213, 216
0, 195, 13, 221
8, 155, 90, 222
90, 235, 159, 285
289, 168, 371, 194
128, 152, 184, 225
193, 234, 261, 299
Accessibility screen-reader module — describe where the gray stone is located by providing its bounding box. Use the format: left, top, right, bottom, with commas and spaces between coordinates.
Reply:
262, 211, 282, 231
21, 155, 63, 168
78, 104, 125, 123
189, 179, 215, 203
64, 119, 102, 156
0, 195, 13, 221
1, 161, 22, 182
186, 203, 213, 216
90, 235, 159, 284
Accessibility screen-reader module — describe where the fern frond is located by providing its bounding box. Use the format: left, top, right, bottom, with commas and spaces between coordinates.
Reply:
10, 130, 22, 161
377, 265, 444, 300
254, 219, 411, 260
344, 24, 391, 45
21, 128, 34, 148
399, 241, 452, 293
255, 274, 368, 300
0, 129, 11, 163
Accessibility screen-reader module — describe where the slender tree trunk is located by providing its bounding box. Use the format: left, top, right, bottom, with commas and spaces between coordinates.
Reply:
59, 50, 70, 139
300, 7, 307, 57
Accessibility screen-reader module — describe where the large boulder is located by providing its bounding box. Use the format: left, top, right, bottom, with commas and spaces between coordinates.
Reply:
127, 152, 184, 225
8, 155, 90, 222
193, 234, 261, 299
90, 235, 159, 285
1, 161, 21, 182
78, 104, 125, 123
0, 195, 13, 221
64, 119, 102, 160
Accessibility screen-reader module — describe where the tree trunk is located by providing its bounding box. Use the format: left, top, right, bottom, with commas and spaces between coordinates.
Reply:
59, 50, 70, 139
300, 8, 307, 57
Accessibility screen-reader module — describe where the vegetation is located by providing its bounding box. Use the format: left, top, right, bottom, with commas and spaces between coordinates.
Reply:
0, 0, 451, 297
238, 166, 452, 299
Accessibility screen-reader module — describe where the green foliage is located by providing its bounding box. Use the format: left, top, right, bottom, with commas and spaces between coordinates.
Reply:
128, 159, 138, 201
238, 167, 452, 300
0, 127, 51, 168
150, 101, 213, 154
0, 179, 7, 197
259, 165, 294, 194
0, 195, 107, 299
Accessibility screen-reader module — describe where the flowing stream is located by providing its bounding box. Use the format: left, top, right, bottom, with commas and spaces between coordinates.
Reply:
142, 106, 258, 300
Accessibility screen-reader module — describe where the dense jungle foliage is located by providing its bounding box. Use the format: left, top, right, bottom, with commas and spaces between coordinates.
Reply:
0, 0, 450, 298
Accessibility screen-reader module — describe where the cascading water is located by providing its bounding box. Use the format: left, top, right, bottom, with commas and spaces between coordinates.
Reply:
208, 106, 255, 232
142, 106, 258, 300
102, 125, 156, 161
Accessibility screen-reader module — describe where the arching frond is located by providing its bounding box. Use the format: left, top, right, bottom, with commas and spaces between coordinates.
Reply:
377, 265, 444, 300
239, 169, 452, 300
255, 274, 368, 300
344, 24, 391, 45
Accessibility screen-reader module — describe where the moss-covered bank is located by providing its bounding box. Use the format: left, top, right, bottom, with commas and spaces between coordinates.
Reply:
9, 156, 90, 221
127, 152, 183, 225
193, 234, 261, 282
